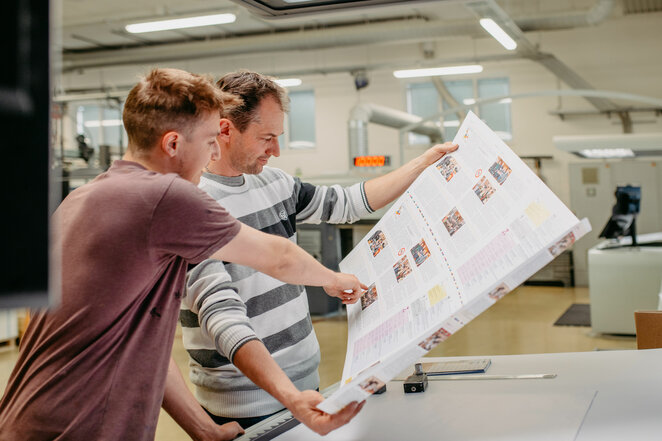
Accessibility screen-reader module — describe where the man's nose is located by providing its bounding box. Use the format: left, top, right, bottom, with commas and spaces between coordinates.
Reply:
269, 139, 280, 157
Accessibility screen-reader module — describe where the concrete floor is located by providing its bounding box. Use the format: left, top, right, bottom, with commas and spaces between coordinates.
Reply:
0, 285, 637, 440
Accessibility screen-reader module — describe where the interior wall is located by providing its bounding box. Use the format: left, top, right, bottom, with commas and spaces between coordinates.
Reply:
59, 11, 662, 208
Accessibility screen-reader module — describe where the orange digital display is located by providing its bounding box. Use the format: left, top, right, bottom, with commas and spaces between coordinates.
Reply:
353, 155, 391, 167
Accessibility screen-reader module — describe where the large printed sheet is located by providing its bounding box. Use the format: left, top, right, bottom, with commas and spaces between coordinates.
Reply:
317, 111, 591, 414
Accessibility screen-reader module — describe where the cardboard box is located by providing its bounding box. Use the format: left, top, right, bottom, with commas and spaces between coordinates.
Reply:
634, 311, 662, 349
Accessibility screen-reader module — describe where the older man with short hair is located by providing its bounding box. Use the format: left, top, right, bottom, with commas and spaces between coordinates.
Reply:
175, 70, 458, 434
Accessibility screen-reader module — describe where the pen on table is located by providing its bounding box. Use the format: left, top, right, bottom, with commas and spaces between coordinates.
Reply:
427, 373, 556, 381
393, 373, 556, 381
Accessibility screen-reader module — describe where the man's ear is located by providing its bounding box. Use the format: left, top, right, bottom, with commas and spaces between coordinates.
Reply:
218, 118, 233, 144
161, 131, 179, 158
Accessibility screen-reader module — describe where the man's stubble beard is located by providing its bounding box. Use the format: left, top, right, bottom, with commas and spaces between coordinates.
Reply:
230, 139, 262, 175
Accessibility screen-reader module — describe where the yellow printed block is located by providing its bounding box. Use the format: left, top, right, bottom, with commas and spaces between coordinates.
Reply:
427, 284, 447, 307
525, 202, 551, 227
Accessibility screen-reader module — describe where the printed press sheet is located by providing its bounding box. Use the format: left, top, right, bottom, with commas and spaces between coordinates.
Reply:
317, 111, 591, 414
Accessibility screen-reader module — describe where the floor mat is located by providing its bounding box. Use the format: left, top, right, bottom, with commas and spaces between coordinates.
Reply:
554, 303, 591, 327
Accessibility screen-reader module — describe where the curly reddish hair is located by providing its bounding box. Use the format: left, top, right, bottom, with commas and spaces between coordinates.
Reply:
123, 68, 241, 152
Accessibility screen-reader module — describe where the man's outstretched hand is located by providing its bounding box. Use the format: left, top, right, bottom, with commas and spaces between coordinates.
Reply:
420, 142, 459, 167
288, 390, 365, 436
323, 273, 367, 304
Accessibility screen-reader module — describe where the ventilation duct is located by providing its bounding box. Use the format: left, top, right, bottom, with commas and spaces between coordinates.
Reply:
348, 103, 443, 166
515, 0, 615, 31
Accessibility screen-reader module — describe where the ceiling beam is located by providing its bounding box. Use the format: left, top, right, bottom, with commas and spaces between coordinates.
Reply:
62, 18, 483, 72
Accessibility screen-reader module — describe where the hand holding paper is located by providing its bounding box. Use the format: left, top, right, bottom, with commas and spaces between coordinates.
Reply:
287, 390, 365, 436
419, 142, 460, 167
317, 111, 591, 414
323, 277, 367, 304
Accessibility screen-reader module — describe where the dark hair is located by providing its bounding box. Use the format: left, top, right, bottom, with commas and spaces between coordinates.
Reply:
216, 70, 290, 133
123, 68, 240, 152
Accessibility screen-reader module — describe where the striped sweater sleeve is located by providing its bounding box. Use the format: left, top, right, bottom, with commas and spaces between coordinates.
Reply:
294, 178, 374, 224
182, 259, 259, 362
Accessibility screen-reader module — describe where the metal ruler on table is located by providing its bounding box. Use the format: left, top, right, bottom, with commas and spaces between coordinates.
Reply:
237, 411, 299, 441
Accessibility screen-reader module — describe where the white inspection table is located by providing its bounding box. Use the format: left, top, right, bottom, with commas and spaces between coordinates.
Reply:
236, 349, 662, 441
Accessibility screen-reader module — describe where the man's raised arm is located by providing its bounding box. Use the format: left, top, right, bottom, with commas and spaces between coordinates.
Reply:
363, 142, 458, 210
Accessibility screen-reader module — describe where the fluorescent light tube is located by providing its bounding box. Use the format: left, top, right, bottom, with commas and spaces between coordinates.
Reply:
579, 148, 635, 159
443, 120, 460, 127
84, 119, 123, 128
275, 78, 302, 87
393, 65, 483, 79
125, 13, 236, 34
479, 18, 517, 51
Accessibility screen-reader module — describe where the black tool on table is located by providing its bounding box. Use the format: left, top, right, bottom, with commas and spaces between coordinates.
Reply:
404, 363, 428, 393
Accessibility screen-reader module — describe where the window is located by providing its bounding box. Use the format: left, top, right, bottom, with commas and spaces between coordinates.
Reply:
406, 82, 438, 145
286, 90, 316, 149
75, 103, 126, 155
406, 77, 511, 143
441, 80, 474, 141
477, 78, 512, 141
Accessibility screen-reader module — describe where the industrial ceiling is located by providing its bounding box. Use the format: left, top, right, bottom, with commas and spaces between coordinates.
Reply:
60, 0, 661, 60
57, 0, 662, 120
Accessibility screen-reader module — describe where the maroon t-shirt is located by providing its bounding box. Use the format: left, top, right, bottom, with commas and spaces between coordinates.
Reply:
0, 161, 240, 440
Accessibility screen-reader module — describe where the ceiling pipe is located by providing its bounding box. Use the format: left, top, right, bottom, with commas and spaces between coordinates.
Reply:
431, 77, 466, 122
348, 103, 443, 168
466, 0, 618, 112
398, 89, 662, 135
55, 53, 523, 100
62, 18, 479, 72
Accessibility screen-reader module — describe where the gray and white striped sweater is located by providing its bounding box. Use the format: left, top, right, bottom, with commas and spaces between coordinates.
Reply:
180, 166, 373, 418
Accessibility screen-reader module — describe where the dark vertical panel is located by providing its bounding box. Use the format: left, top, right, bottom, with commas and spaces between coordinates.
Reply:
0, 0, 52, 308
